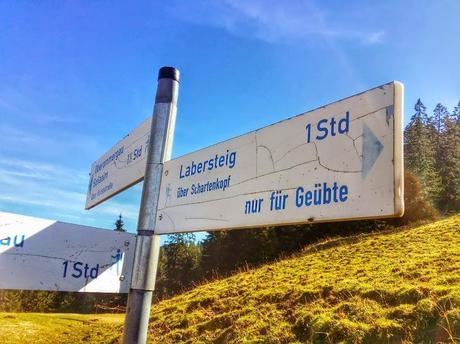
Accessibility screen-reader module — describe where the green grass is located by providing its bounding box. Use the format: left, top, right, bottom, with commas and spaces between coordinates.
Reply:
0, 312, 123, 343
1, 215, 459, 343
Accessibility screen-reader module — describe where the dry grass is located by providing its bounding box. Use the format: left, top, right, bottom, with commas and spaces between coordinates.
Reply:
148, 215, 460, 343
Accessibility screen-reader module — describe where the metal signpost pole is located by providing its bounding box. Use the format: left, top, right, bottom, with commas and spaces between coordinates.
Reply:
123, 67, 179, 344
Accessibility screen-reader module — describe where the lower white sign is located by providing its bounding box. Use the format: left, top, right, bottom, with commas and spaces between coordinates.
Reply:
0, 211, 135, 293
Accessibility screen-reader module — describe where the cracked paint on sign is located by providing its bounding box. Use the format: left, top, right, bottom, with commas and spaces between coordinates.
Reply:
155, 82, 404, 234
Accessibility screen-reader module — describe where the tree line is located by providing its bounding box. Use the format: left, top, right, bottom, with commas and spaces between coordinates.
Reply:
0, 99, 458, 312
405, 100, 460, 212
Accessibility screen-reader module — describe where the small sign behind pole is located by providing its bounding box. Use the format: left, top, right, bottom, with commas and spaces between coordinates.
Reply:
85, 116, 152, 209
0, 211, 136, 293
155, 81, 404, 234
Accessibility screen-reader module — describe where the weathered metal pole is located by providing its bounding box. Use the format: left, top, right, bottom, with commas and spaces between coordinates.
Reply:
123, 67, 179, 344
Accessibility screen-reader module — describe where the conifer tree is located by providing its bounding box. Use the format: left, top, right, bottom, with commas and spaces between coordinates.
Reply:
114, 214, 125, 232
432, 103, 449, 150
437, 103, 460, 212
454, 101, 460, 124
162, 233, 200, 294
404, 99, 441, 205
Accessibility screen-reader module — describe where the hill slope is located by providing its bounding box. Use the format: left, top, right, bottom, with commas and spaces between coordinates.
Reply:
0, 216, 459, 343
149, 215, 460, 343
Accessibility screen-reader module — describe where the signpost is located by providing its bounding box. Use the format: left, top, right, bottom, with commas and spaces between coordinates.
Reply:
122, 67, 180, 344
1, 66, 405, 343
154, 81, 404, 234
0, 211, 135, 293
82, 69, 403, 344
86, 116, 152, 209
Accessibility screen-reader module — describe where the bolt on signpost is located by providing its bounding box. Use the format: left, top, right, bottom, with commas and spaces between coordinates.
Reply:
122, 67, 179, 344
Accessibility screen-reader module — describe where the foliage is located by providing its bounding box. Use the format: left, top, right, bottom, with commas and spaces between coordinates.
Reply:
155, 234, 201, 297
404, 99, 442, 205
0, 290, 127, 314
390, 171, 438, 226
114, 214, 126, 232
199, 228, 281, 278
437, 105, 460, 213
404, 99, 460, 213
431, 103, 449, 148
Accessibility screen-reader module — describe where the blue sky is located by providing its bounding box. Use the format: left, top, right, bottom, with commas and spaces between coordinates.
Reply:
1, 1, 459, 238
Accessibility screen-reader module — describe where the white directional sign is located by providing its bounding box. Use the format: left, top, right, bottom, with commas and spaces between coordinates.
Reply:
155, 81, 404, 234
0, 212, 136, 293
86, 116, 152, 209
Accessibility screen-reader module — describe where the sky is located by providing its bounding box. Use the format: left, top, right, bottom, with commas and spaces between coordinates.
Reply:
1, 0, 459, 239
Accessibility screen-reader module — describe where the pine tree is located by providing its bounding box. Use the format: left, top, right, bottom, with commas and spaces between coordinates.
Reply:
114, 214, 125, 232
415, 98, 430, 125
437, 103, 460, 212
200, 228, 278, 278
404, 99, 441, 205
432, 103, 449, 149
454, 101, 460, 124
161, 233, 201, 294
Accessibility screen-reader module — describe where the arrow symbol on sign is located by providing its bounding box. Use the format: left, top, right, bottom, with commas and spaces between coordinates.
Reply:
87, 174, 94, 194
362, 124, 384, 179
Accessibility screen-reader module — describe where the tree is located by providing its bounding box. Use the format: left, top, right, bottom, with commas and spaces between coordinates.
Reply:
404, 99, 441, 205
414, 98, 430, 125
391, 171, 438, 225
432, 103, 449, 150
159, 233, 201, 295
454, 101, 460, 125
436, 103, 460, 213
114, 214, 125, 232
200, 228, 278, 278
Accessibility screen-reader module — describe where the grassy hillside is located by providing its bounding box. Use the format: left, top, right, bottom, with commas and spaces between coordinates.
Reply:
149, 215, 460, 343
0, 215, 459, 343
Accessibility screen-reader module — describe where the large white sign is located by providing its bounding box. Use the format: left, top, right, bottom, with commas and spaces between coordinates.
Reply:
0, 212, 136, 293
155, 82, 404, 234
85, 116, 152, 209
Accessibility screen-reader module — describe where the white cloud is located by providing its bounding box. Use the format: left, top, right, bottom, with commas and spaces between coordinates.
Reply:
0, 158, 88, 183
171, 0, 384, 45
0, 157, 140, 231
363, 31, 385, 45
0, 160, 87, 212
